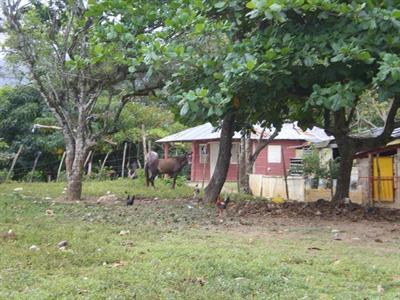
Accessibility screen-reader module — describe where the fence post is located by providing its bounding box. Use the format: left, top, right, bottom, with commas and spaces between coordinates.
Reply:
121, 142, 127, 178
98, 151, 111, 180
281, 147, 290, 200
7, 145, 23, 181
29, 151, 42, 182
56, 151, 66, 182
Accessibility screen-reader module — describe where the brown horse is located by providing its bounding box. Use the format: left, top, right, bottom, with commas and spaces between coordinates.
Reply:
144, 151, 191, 189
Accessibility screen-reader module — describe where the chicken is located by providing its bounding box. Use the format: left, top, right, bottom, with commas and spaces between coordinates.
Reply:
126, 195, 135, 206
216, 195, 230, 218
194, 184, 200, 196
193, 184, 201, 202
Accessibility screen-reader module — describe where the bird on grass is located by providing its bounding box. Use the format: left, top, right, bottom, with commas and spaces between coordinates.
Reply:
216, 195, 230, 218
194, 184, 200, 197
193, 184, 201, 203
126, 195, 135, 206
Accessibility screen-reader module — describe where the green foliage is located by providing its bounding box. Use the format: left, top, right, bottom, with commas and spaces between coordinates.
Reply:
113, 102, 187, 144
22, 170, 46, 183
303, 147, 328, 180
0, 169, 9, 183
161, 175, 187, 188
0, 85, 64, 179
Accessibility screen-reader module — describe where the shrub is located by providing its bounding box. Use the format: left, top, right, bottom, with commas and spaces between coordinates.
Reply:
0, 169, 9, 183
22, 170, 46, 182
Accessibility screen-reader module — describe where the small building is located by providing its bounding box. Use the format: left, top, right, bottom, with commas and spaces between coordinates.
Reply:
157, 122, 332, 183
355, 137, 400, 209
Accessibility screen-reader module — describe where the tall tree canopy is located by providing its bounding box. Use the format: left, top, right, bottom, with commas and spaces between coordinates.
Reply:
1, 0, 164, 199
244, 0, 400, 202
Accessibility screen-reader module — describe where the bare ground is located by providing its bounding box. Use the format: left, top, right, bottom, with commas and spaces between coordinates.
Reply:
54, 195, 400, 247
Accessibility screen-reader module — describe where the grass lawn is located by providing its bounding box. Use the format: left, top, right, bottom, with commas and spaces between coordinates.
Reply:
0, 180, 400, 299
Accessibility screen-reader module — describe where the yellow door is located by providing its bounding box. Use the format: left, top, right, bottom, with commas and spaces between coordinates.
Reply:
373, 156, 394, 202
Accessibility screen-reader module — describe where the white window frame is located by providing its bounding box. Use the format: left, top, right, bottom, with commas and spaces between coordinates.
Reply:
268, 145, 282, 163
199, 144, 208, 164
230, 143, 240, 164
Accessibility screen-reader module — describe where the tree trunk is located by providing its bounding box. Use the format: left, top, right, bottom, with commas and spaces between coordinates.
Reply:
239, 135, 247, 191
241, 129, 278, 194
65, 139, 88, 201
332, 138, 355, 203
243, 137, 253, 193
204, 112, 235, 203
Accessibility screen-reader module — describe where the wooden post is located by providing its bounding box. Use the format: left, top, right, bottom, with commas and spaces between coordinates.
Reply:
236, 143, 240, 193
7, 145, 23, 181
163, 143, 170, 159
121, 142, 127, 178
87, 151, 94, 176
84, 151, 92, 168
329, 159, 334, 200
281, 147, 290, 200
56, 151, 66, 182
142, 124, 148, 159
376, 153, 382, 203
201, 146, 208, 189
368, 153, 373, 207
127, 143, 131, 172
29, 151, 42, 182
98, 151, 111, 179
136, 142, 142, 169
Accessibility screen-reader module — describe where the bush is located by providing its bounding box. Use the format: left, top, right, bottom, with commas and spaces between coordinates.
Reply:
162, 175, 187, 187
0, 169, 9, 183
22, 170, 46, 182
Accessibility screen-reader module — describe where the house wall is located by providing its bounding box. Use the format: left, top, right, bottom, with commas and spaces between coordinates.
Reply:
356, 150, 400, 209
191, 140, 211, 182
190, 139, 304, 182
253, 140, 304, 176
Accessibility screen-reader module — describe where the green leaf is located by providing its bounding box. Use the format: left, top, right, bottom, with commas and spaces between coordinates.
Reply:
356, 51, 372, 61
214, 1, 225, 9
392, 10, 400, 19
180, 102, 189, 116
195, 23, 205, 33
246, 1, 256, 9
269, 3, 282, 12
391, 69, 400, 81
245, 54, 257, 71
93, 44, 103, 55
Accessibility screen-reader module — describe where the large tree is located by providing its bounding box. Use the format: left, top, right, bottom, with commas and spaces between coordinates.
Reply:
1, 0, 163, 199
153, 1, 291, 202
246, 1, 400, 203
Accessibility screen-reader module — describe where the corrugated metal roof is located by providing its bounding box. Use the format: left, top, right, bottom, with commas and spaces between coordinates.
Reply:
157, 122, 332, 143
352, 127, 400, 139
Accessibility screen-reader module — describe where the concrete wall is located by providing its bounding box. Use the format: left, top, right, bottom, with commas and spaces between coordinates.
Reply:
249, 173, 363, 203
249, 175, 305, 201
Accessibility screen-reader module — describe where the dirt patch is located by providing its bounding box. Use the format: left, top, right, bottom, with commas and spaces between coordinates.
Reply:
229, 199, 400, 222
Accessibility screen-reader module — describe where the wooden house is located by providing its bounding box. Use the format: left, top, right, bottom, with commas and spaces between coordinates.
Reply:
157, 122, 332, 183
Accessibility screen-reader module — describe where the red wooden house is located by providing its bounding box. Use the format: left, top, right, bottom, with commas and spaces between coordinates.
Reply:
157, 122, 331, 182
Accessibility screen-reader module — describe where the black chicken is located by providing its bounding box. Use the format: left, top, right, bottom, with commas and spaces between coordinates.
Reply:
126, 195, 135, 206
216, 195, 230, 217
